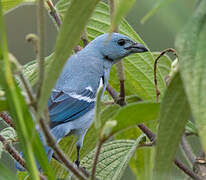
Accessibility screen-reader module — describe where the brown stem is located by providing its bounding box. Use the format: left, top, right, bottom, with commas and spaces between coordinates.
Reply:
0, 113, 15, 129
137, 124, 201, 180
46, 0, 61, 28
39, 118, 87, 180
0, 134, 26, 169
137, 124, 155, 142
174, 160, 202, 180
91, 140, 104, 180
153, 48, 178, 102
106, 84, 119, 102
109, 0, 126, 106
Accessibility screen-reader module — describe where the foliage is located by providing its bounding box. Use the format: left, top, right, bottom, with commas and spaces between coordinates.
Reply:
0, 0, 205, 180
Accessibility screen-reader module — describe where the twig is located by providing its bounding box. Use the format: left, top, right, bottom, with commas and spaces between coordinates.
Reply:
137, 124, 155, 142
109, 0, 126, 106
137, 123, 202, 180
174, 160, 202, 180
0, 113, 15, 129
181, 134, 196, 166
39, 117, 87, 180
0, 134, 26, 169
46, 0, 61, 28
46, 0, 85, 53
153, 48, 178, 102
106, 84, 119, 102
36, 0, 45, 99
91, 140, 104, 180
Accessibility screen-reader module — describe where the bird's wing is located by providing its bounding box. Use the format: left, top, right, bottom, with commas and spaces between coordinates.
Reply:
48, 89, 95, 128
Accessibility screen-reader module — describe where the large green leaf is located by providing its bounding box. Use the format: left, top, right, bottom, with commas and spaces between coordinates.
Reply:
175, 0, 206, 152
153, 72, 190, 180
81, 137, 145, 180
2, 0, 35, 13
111, 102, 159, 134
37, 0, 100, 117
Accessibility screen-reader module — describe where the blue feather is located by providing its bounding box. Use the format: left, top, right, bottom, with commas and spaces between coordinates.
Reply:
48, 90, 95, 128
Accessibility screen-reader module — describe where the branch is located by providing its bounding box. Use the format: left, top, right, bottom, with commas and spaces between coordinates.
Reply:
0, 134, 47, 180
174, 160, 202, 180
106, 84, 119, 102
91, 140, 104, 180
153, 48, 178, 102
109, 0, 126, 106
0, 113, 15, 129
137, 123, 202, 180
46, 0, 61, 28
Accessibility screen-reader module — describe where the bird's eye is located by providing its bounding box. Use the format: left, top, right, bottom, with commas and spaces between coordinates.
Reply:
117, 39, 125, 46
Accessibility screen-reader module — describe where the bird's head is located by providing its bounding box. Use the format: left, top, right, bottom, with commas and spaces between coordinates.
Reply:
86, 33, 148, 65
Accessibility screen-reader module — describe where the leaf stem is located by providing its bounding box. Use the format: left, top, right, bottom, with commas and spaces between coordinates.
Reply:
91, 140, 104, 180
153, 48, 178, 102
109, 0, 126, 106
36, 0, 45, 99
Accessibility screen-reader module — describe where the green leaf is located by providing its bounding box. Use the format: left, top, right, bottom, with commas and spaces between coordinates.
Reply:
175, 0, 206, 153
110, 0, 136, 32
141, 0, 176, 24
0, 163, 17, 180
112, 102, 159, 134
37, 0, 100, 117
81, 137, 145, 180
130, 147, 154, 180
153, 72, 190, 180
2, 0, 35, 13
0, 99, 8, 112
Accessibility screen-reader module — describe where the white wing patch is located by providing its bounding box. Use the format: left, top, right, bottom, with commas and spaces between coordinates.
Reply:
86, 86, 93, 92
69, 92, 95, 103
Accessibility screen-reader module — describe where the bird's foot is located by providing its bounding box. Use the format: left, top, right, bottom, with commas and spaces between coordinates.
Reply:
75, 160, 80, 167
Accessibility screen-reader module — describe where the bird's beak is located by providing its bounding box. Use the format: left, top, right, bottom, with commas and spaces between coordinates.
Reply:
125, 42, 148, 53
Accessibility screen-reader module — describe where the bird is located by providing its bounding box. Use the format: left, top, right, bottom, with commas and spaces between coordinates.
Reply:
15, 32, 148, 170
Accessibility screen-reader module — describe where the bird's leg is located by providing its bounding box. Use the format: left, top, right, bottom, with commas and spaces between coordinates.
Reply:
75, 145, 81, 167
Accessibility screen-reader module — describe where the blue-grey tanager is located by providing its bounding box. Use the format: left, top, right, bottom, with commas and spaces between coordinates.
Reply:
16, 33, 148, 170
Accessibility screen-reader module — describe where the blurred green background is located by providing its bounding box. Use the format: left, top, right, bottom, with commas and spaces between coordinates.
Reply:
1, 0, 197, 179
